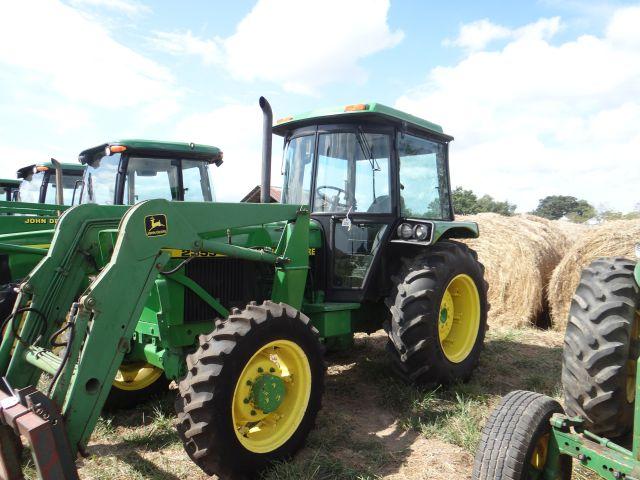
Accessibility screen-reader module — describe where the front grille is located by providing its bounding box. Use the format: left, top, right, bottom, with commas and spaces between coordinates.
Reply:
184, 257, 274, 323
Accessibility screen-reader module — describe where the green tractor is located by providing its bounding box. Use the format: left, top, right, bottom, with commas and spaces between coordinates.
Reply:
473, 250, 640, 480
0, 141, 222, 381
0, 99, 488, 478
0, 179, 22, 202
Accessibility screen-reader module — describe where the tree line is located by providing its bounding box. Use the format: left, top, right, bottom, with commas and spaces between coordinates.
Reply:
452, 187, 639, 222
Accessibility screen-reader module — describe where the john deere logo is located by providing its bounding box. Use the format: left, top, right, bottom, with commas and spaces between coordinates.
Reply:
145, 214, 168, 237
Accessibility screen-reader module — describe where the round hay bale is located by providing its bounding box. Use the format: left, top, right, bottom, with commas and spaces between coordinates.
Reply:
460, 213, 569, 328
548, 219, 640, 331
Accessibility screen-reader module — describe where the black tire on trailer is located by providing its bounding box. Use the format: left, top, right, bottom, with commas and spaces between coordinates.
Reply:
385, 240, 488, 385
562, 257, 640, 438
175, 300, 325, 478
472, 390, 572, 480
103, 363, 169, 411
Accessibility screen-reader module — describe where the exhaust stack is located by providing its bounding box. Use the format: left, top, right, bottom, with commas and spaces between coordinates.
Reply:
259, 96, 273, 204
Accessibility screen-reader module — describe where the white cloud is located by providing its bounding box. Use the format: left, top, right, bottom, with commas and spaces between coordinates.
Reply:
150, 0, 403, 94
445, 17, 561, 51
0, 1, 178, 112
148, 31, 223, 65
398, 8, 640, 213
444, 19, 512, 51
174, 103, 283, 202
68, 0, 150, 16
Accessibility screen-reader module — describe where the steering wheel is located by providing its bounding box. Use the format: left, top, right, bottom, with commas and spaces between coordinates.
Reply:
316, 185, 349, 211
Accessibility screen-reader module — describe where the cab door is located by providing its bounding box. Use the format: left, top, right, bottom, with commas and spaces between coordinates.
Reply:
309, 125, 396, 302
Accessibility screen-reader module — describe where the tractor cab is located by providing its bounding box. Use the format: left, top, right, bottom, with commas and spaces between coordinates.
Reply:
0, 179, 21, 201
273, 102, 463, 300
17, 162, 86, 205
78, 140, 223, 205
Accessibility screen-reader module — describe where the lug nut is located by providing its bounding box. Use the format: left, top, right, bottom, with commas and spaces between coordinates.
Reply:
246, 380, 252, 386
269, 367, 275, 373
578, 454, 586, 462
258, 367, 263, 373
243, 398, 249, 404
250, 410, 256, 416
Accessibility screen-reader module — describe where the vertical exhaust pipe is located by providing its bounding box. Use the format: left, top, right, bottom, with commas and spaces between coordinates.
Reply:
259, 96, 272, 204
50, 158, 64, 206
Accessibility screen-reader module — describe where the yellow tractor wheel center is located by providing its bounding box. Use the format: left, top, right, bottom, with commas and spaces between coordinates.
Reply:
438, 274, 481, 364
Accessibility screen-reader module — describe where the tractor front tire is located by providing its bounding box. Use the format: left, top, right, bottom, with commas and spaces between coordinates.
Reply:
386, 241, 488, 384
176, 301, 325, 478
562, 257, 640, 438
472, 390, 572, 480
104, 363, 169, 411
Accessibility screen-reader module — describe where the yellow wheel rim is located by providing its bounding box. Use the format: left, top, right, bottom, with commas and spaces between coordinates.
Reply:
438, 274, 481, 363
232, 339, 311, 454
113, 362, 163, 391
530, 433, 550, 470
627, 309, 640, 403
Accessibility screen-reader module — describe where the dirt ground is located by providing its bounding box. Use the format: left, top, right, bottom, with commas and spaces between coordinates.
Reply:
24, 326, 596, 479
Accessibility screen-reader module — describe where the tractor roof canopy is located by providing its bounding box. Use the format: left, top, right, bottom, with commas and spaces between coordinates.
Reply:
16, 162, 85, 179
78, 139, 223, 166
0, 179, 21, 187
272, 102, 453, 141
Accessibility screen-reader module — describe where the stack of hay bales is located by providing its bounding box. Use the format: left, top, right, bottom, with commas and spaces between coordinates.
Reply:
460, 213, 569, 328
548, 219, 640, 331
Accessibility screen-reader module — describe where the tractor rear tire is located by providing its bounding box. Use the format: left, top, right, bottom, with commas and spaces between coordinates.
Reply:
472, 390, 572, 480
175, 301, 325, 478
386, 241, 488, 384
562, 257, 640, 438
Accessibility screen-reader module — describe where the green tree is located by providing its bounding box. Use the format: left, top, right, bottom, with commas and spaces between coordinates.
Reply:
533, 195, 596, 222
452, 187, 517, 216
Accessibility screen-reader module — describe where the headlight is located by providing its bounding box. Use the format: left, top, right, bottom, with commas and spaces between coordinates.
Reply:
397, 223, 413, 240
414, 224, 430, 241
635, 243, 640, 259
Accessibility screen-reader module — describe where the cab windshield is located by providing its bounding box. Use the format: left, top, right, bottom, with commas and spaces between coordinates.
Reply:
281, 130, 391, 214
19, 169, 84, 205
80, 154, 214, 205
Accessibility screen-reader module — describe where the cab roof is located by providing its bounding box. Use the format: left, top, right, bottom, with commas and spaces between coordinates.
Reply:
16, 162, 86, 179
272, 102, 452, 141
78, 139, 223, 165
0, 179, 21, 186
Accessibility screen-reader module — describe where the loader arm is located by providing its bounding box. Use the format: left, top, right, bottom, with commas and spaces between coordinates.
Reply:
0, 200, 309, 477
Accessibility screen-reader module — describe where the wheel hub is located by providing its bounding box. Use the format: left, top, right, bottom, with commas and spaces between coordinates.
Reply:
251, 374, 286, 413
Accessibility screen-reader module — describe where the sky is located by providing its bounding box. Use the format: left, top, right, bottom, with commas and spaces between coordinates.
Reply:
0, 0, 638, 212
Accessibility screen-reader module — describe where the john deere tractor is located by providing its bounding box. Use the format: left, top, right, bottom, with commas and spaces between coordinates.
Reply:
0, 98, 487, 479
473, 248, 640, 480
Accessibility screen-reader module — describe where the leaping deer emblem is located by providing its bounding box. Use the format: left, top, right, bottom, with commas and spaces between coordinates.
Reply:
149, 216, 165, 231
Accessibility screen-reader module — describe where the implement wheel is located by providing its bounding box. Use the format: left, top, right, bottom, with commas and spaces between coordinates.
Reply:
104, 362, 168, 410
473, 390, 572, 480
386, 241, 488, 384
562, 257, 640, 437
176, 301, 324, 477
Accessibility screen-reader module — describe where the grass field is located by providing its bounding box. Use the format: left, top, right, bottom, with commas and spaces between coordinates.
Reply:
23, 327, 600, 479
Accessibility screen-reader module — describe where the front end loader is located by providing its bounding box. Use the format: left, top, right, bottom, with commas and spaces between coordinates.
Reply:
0, 98, 489, 478
473, 247, 640, 480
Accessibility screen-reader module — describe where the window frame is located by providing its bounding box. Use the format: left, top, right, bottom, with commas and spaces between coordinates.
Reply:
112, 154, 214, 205
396, 128, 454, 221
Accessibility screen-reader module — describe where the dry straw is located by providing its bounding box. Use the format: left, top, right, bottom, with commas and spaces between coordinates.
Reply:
548, 219, 640, 331
460, 213, 569, 328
